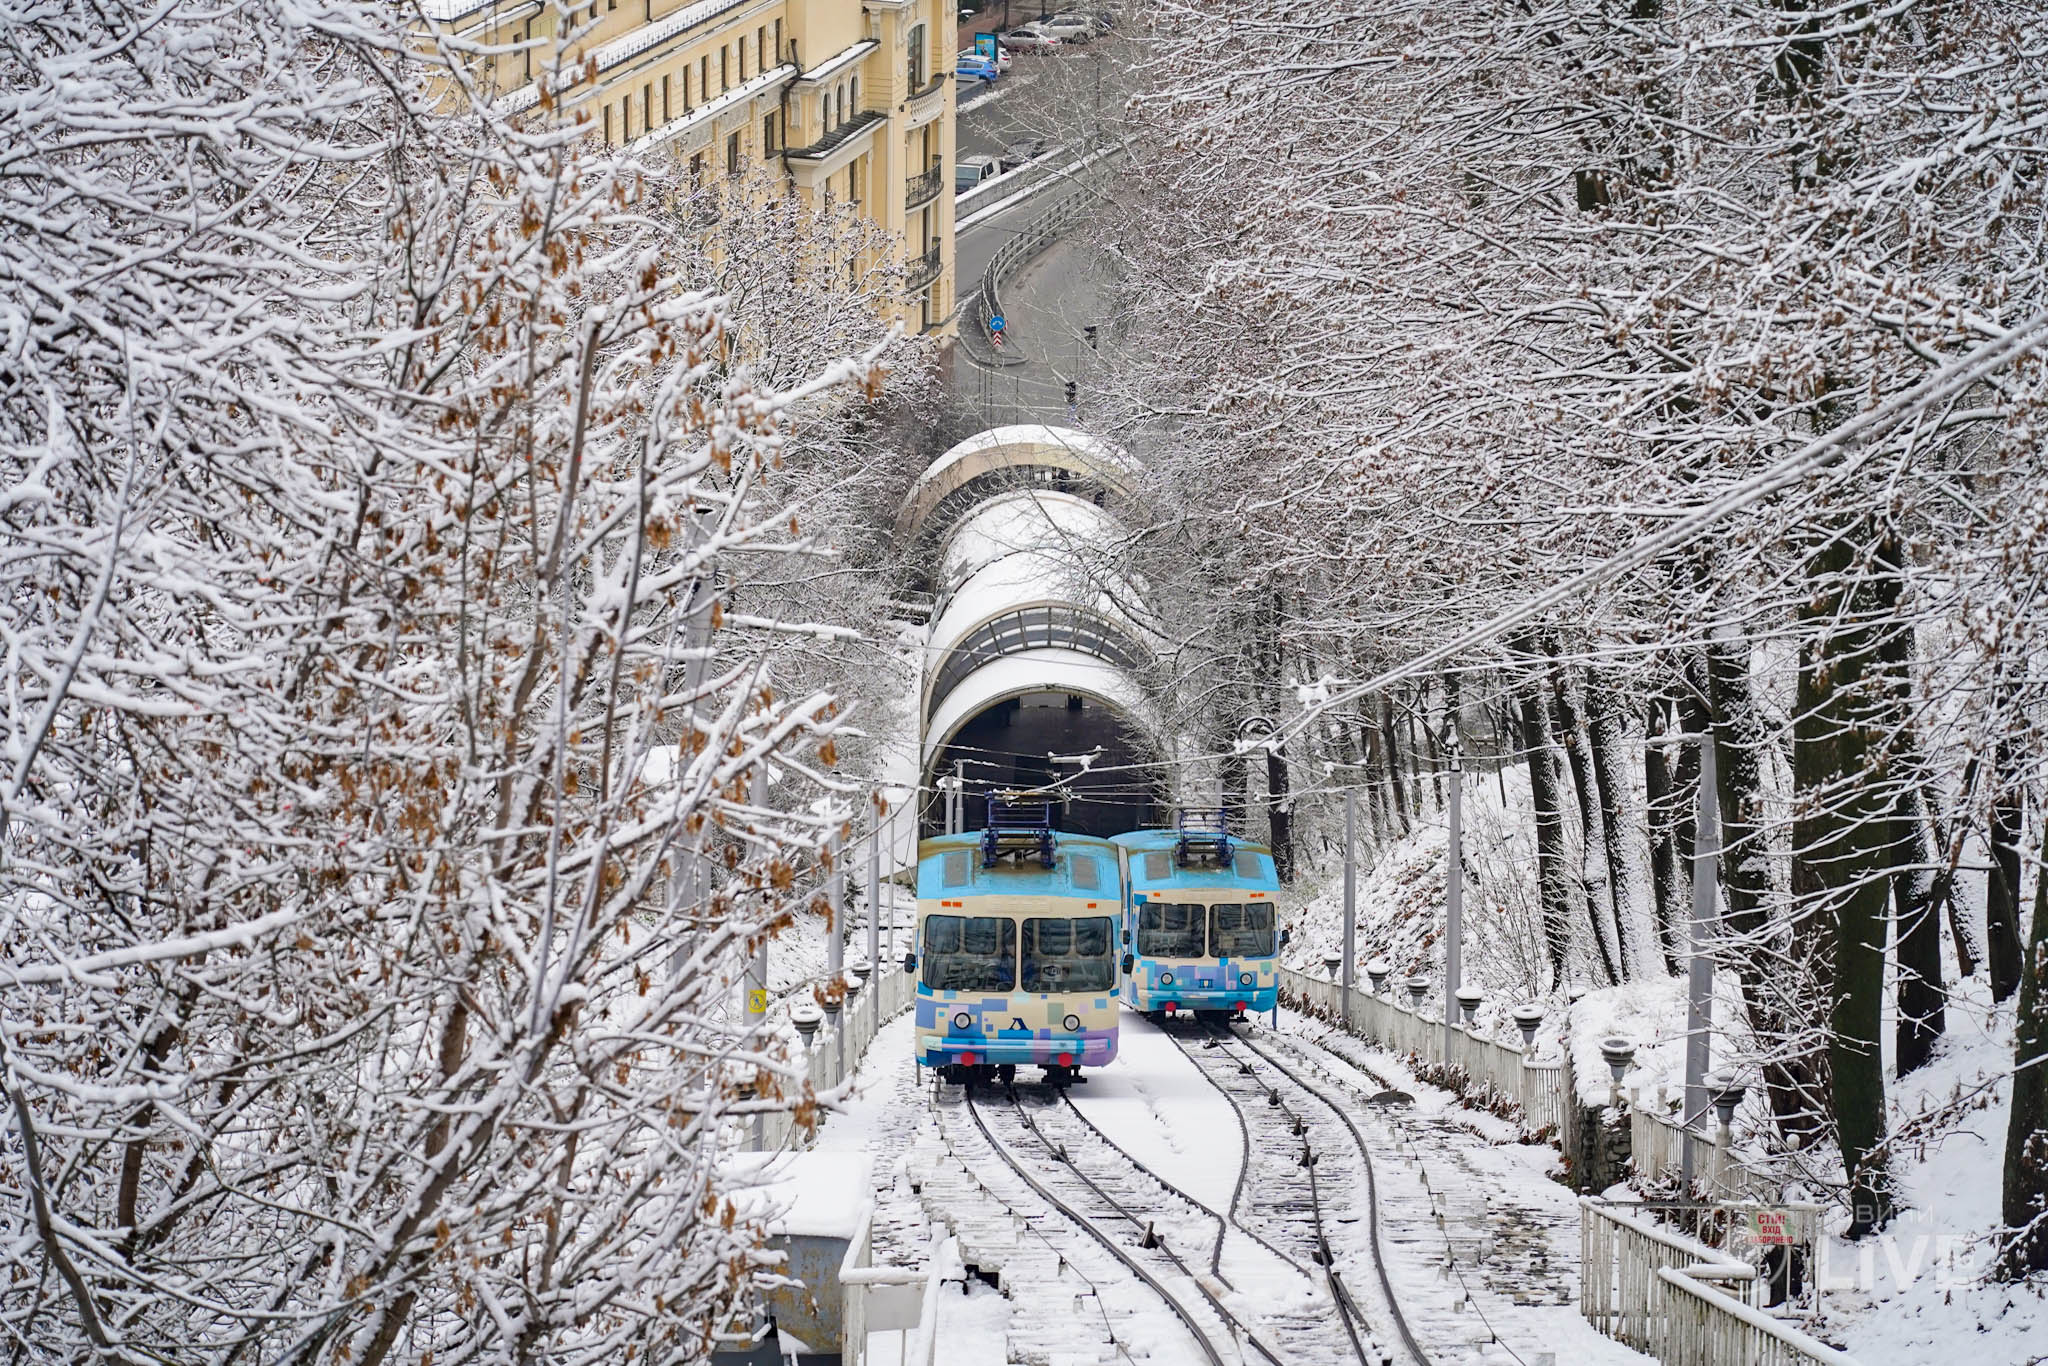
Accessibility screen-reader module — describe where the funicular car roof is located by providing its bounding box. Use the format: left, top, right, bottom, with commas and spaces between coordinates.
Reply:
915, 830, 1119, 903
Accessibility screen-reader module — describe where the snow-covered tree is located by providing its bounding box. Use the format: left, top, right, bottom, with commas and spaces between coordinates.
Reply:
0, 2, 896, 1357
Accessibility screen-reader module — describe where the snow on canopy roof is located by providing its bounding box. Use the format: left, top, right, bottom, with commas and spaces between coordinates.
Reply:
924, 545, 1143, 664
938, 487, 1125, 589
726, 1151, 873, 1240
922, 647, 1157, 772
896, 425, 1140, 540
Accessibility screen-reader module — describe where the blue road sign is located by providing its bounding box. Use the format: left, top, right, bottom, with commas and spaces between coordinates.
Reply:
989, 315, 1006, 332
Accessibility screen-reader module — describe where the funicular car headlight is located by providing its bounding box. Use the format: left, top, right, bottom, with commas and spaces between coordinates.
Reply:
1158, 971, 1173, 986
952, 1011, 973, 1030
1241, 973, 1255, 987
1062, 1013, 1081, 1032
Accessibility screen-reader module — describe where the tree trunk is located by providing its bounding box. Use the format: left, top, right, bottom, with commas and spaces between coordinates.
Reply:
1553, 665, 1622, 985
1266, 741, 1295, 882
1645, 695, 1690, 975
1988, 738, 2026, 1002
1589, 678, 1657, 981
1922, 760, 1983, 980
1707, 634, 1833, 1148
1517, 664, 1577, 987
1379, 693, 1411, 838
1893, 781, 1946, 1077
1998, 824, 2048, 1278
1792, 526, 1894, 1235
1359, 721, 1388, 846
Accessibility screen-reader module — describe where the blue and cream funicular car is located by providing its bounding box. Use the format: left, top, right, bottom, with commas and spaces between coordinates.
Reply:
907, 801, 1122, 1085
1112, 811, 1283, 1020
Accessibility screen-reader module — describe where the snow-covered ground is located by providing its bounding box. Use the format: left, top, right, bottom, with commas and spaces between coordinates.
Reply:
797, 995, 1655, 1364
1270, 763, 2048, 1365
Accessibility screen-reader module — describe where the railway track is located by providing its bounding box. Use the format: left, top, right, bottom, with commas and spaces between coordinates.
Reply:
1166, 1020, 1432, 1366
947, 1081, 1251, 1365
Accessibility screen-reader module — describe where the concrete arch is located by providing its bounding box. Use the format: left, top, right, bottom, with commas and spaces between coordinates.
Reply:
896, 424, 1140, 554
906, 426, 1163, 837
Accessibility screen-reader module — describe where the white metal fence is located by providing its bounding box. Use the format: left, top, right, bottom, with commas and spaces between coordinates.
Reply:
759, 962, 916, 1152
1280, 967, 1565, 1135
839, 1207, 949, 1366
1628, 1096, 1787, 1203
1581, 1200, 1856, 1366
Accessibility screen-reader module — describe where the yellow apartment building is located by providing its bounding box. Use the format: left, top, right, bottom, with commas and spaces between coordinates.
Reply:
434, 0, 957, 337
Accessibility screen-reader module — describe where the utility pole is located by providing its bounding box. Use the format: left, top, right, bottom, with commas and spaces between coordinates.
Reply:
1342, 789, 1357, 1030
1681, 735, 1721, 1190
1444, 729, 1463, 1057
866, 812, 881, 1033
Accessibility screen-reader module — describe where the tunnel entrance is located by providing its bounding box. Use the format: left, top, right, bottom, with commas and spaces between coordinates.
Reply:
924, 691, 1162, 839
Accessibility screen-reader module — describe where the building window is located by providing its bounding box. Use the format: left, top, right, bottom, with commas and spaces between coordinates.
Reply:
662, 74, 670, 122
720, 45, 729, 92
601, 103, 613, 144
726, 130, 742, 175
907, 23, 927, 89
699, 55, 708, 104
850, 76, 859, 112
772, 19, 782, 62
763, 113, 777, 154
739, 36, 748, 82
642, 82, 652, 133
757, 26, 767, 70
847, 162, 858, 204
834, 84, 844, 126
689, 152, 705, 187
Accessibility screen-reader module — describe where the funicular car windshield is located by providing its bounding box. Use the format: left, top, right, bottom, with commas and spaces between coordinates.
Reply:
922, 914, 1016, 991
1209, 902, 1275, 957
1137, 902, 1206, 957
1022, 916, 1116, 992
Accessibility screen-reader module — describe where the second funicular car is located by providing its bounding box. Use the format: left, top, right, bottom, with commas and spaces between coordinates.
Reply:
1112, 811, 1283, 1020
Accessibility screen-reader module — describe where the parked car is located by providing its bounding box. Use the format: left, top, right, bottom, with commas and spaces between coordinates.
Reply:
1030, 15, 1096, 43
1001, 137, 1050, 171
956, 54, 1000, 84
997, 26, 1062, 52
955, 154, 1003, 193
959, 45, 1012, 73
1054, 10, 1114, 34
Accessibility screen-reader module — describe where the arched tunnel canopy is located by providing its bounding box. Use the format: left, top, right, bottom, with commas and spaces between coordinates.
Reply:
921, 652, 1165, 839
895, 424, 1142, 579
910, 427, 1164, 839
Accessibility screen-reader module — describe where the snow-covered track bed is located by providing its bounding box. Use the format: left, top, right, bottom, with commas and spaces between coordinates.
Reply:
951, 1082, 1257, 1365
1206, 1026, 1432, 1366
1164, 1022, 1397, 1366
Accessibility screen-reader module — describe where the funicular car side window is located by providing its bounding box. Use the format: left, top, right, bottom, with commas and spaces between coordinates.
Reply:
1022, 916, 1116, 992
922, 914, 1015, 991
1209, 902, 1276, 957
1137, 902, 1206, 957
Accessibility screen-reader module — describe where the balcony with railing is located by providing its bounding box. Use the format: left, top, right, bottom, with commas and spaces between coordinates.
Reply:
905, 162, 944, 211
904, 243, 943, 292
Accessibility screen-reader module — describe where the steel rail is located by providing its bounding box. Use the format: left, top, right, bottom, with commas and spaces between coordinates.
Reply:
958, 1089, 1277, 1366
963, 1085, 1243, 1366
1230, 1029, 1433, 1366
1168, 1023, 1381, 1366
1002, 1088, 1290, 1366
1052, 1087, 1303, 1281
